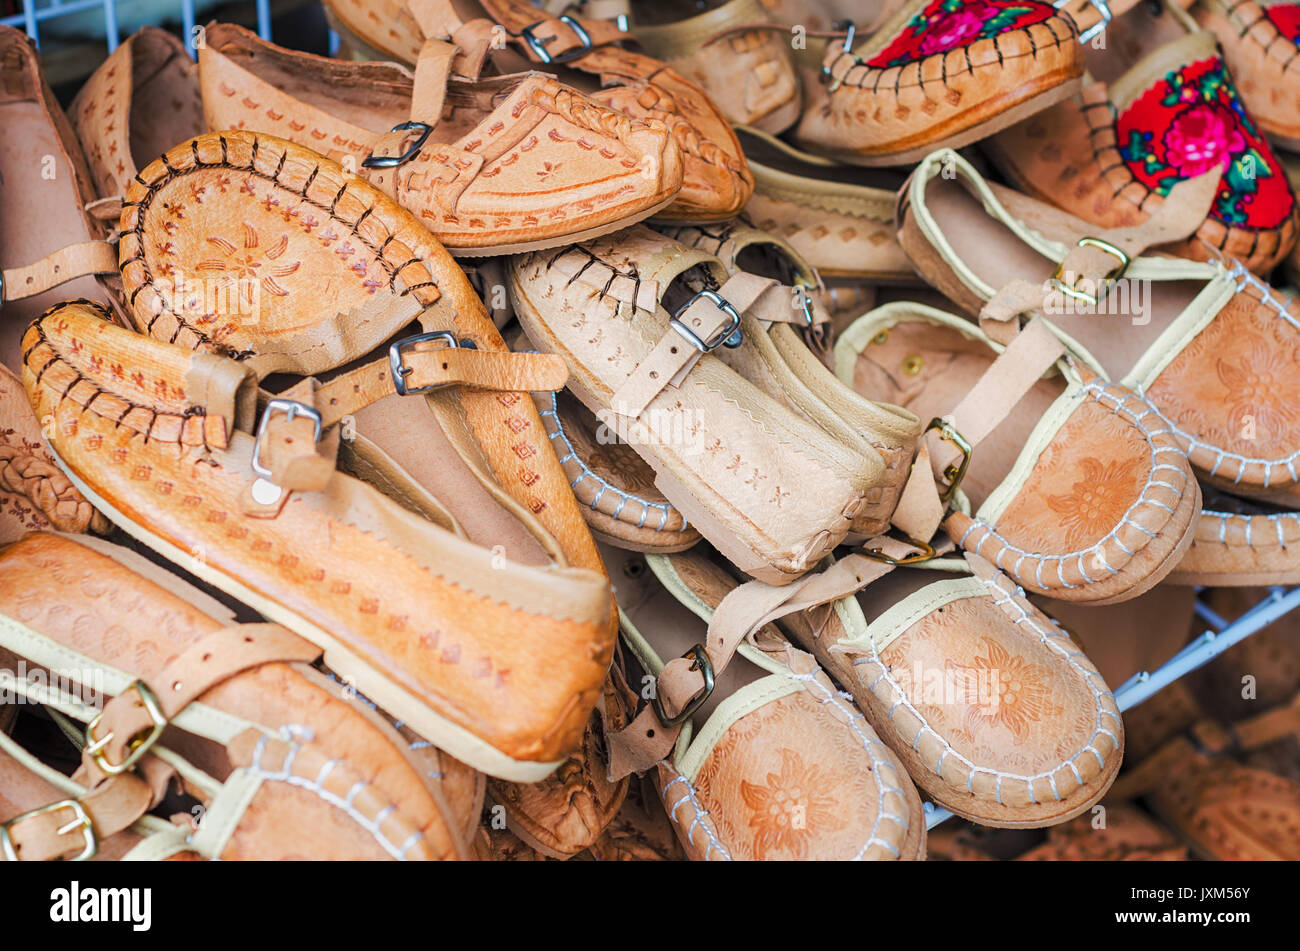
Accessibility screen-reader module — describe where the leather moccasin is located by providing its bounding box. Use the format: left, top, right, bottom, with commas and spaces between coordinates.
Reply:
23, 296, 613, 783
606, 545, 925, 860
584, 774, 687, 861
321, 0, 755, 222
836, 303, 1200, 603
534, 388, 702, 553
1015, 803, 1187, 859
736, 126, 915, 286
197, 23, 682, 255
628, 0, 801, 133
774, 550, 1123, 826
0, 532, 472, 860
791, 0, 1084, 166
1168, 489, 1300, 585
69, 26, 205, 202
508, 224, 888, 584
1186, 0, 1300, 150
655, 218, 924, 539
902, 148, 1300, 509
986, 1, 1299, 274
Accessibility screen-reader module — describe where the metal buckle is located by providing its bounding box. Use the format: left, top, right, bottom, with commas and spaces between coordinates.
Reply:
520, 15, 593, 64
84, 679, 167, 778
1057, 0, 1112, 43
821, 19, 856, 82
361, 121, 434, 169
670, 290, 744, 352
650, 644, 715, 727
1, 799, 97, 862
250, 399, 323, 481
388, 330, 476, 396
1049, 236, 1129, 307
862, 532, 937, 566
925, 417, 972, 505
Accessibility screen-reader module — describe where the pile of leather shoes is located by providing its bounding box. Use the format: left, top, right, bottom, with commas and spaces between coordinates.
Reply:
2, 0, 1300, 861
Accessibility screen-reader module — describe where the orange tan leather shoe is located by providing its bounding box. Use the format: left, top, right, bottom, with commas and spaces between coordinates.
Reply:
985, 0, 1299, 274
1186, 0, 1300, 149
1169, 490, 1300, 585
901, 148, 1300, 510
69, 26, 205, 202
0, 532, 469, 860
606, 545, 925, 860
320, 0, 754, 223
22, 298, 612, 783
655, 217, 923, 540
628, 0, 801, 133
584, 773, 687, 861
836, 303, 1200, 603
197, 23, 682, 255
792, 0, 1084, 166
1015, 802, 1188, 860
508, 225, 886, 584
770, 549, 1124, 826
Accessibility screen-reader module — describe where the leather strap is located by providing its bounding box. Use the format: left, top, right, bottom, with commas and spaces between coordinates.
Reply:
2, 241, 118, 303
411, 37, 460, 122
479, 0, 628, 56
3, 771, 154, 862
79, 622, 320, 786
1056, 0, 1143, 36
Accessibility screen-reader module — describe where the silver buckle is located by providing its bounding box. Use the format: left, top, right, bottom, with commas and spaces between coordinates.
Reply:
1, 799, 97, 862
520, 15, 593, 64
388, 330, 475, 396
362, 121, 434, 169
670, 290, 744, 353
1057, 0, 1111, 43
250, 399, 323, 481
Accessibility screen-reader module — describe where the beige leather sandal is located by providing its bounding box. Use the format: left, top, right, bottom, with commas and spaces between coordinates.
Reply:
901, 148, 1300, 510
70, 26, 205, 202
1169, 490, 1300, 585
508, 225, 886, 584
197, 23, 683, 255
0, 532, 470, 860
656, 217, 923, 539
320, 0, 755, 222
836, 303, 1200, 603
791, 0, 1084, 165
986, 0, 1299, 274
607, 544, 925, 860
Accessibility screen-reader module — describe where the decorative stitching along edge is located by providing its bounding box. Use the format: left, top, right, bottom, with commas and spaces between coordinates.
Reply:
661, 773, 732, 861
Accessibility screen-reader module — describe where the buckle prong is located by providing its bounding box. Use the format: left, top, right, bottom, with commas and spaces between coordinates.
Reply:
520, 15, 593, 64
85, 679, 167, 777
1, 799, 97, 862
670, 290, 743, 353
250, 399, 323, 482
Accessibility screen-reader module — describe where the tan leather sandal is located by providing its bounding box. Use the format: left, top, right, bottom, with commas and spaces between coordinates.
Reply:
1169, 490, 1300, 585
1015, 802, 1188, 860
0, 532, 472, 860
320, 0, 755, 222
901, 148, 1300, 510
69, 26, 205, 202
606, 545, 925, 860
508, 224, 886, 584
583, 773, 687, 861
1186, 0, 1300, 150
836, 303, 1200, 603
197, 23, 682, 255
986, 0, 1299, 274
791, 0, 1084, 165
628, 0, 801, 133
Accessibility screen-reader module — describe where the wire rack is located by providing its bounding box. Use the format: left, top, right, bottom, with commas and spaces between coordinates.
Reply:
11, 0, 1300, 839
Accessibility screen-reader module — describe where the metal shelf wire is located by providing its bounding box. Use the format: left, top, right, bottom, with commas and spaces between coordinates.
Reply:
2, 0, 271, 52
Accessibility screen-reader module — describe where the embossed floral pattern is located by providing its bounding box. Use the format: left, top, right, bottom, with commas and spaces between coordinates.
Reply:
738, 748, 842, 859
866, 0, 1056, 68
1044, 456, 1142, 548
947, 638, 1063, 743
1116, 57, 1294, 230
1215, 339, 1300, 437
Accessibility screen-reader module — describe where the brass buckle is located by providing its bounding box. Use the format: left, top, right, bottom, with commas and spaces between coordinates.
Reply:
925, 417, 972, 505
84, 679, 167, 777
1049, 236, 1129, 307
650, 644, 715, 728
362, 121, 434, 169
862, 532, 937, 566
1, 799, 98, 861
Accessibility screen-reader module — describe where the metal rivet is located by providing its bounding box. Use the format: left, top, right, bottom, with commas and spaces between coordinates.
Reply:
902, 355, 924, 376
871, 331, 889, 345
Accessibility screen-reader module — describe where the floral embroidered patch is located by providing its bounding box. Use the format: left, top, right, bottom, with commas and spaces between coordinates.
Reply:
865, 0, 1057, 68
1116, 57, 1294, 231
1264, 1, 1300, 45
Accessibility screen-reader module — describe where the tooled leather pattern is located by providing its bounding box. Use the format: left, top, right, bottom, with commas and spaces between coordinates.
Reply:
0, 430, 109, 535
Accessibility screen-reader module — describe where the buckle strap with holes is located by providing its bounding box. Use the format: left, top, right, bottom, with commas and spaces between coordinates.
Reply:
251, 399, 323, 483
1049, 236, 1130, 308
78, 623, 319, 788
1, 799, 98, 862
362, 121, 434, 169
1, 241, 119, 306
650, 643, 715, 727
520, 14, 593, 62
